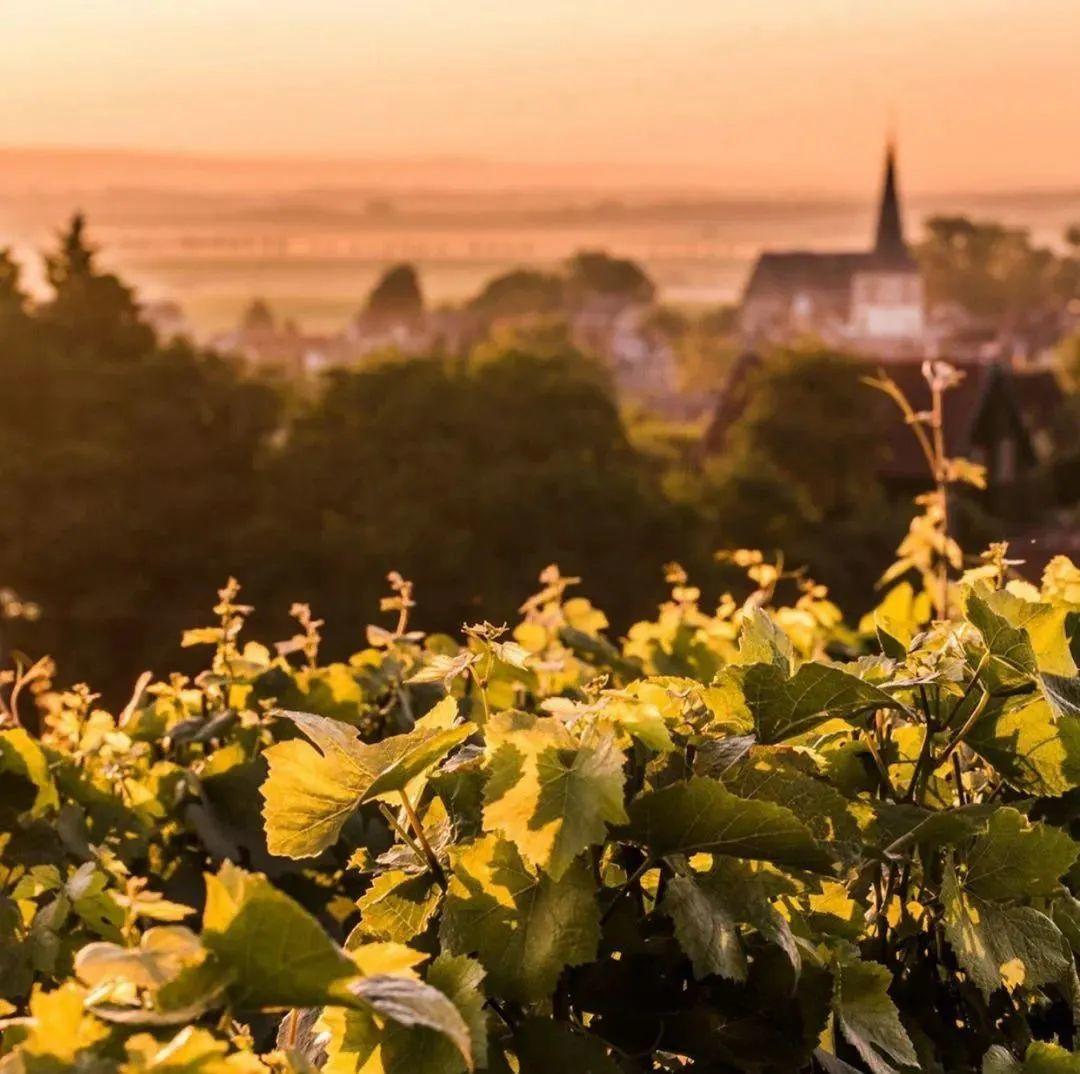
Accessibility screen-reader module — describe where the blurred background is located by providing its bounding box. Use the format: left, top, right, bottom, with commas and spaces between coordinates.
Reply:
2, 1, 1079, 697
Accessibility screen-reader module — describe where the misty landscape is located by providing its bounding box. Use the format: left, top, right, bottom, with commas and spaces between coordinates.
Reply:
6, 147, 1080, 333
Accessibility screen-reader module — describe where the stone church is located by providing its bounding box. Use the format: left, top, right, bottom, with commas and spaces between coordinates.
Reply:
739, 144, 926, 356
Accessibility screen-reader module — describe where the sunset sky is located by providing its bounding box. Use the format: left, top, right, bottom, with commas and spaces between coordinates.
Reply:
7, 0, 1080, 194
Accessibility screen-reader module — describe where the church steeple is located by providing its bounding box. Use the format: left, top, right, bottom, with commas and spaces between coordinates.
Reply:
873, 140, 907, 261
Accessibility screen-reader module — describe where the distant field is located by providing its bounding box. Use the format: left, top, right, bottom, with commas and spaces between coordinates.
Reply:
4, 170, 1080, 338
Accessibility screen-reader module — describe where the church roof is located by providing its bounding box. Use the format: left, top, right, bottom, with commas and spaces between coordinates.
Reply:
742, 141, 917, 304
873, 142, 909, 265
744, 251, 888, 300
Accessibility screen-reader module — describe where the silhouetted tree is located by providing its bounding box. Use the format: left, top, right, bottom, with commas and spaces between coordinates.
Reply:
362, 263, 424, 323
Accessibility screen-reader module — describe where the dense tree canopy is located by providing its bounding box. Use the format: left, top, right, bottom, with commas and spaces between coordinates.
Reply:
704, 348, 908, 607
0, 218, 280, 689
249, 348, 700, 650
917, 215, 1080, 321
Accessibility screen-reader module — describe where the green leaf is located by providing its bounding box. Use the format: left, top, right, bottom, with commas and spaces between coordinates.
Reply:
440, 835, 599, 1003
734, 606, 793, 674
513, 1018, 621, 1073
965, 808, 1078, 900
482, 711, 627, 880
967, 589, 1040, 678
734, 661, 903, 744
626, 777, 834, 873
832, 957, 918, 1074
200, 862, 358, 1009
262, 701, 471, 858
942, 860, 1071, 999
380, 955, 487, 1074
0, 729, 59, 816
984, 1041, 1080, 1073
662, 858, 799, 982
75, 925, 203, 992
319, 957, 482, 1074
722, 748, 867, 864
1044, 673, 1080, 721
967, 587, 1076, 682
351, 973, 474, 1072
966, 697, 1080, 797
352, 871, 441, 945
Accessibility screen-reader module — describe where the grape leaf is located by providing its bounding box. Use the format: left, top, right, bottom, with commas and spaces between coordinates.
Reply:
350, 973, 474, 1071
200, 862, 358, 1009
965, 808, 1079, 900
966, 697, 1080, 798
723, 749, 867, 864
262, 702, 472, 858
983, 1041, 1080, 1073
380, 955, 487, 1074
967, 588, 1076, 681
733, 662, 904, 743
440, 835, 599, 1003
626, 777, 834, 873
734, 606, 793, 674
75, 925, 203, 992
482, 711, 627, 880
513, 1018, 621, 1073
662, 858, 799, 982
0, 729, 59, 816
942, 860, 1071, 999
352, 870, 441, 945
832, 957, 918, 1074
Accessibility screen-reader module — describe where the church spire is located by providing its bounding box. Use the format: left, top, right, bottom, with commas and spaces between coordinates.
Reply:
873, 139, 907, 261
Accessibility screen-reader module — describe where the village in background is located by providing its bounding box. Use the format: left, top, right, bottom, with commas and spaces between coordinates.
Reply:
3, 139, 1080, 693
128, 141, 1078, 526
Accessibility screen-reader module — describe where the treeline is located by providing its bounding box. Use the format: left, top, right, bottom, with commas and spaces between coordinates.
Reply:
7, 217, 1054, 697
0, 219, 718, 695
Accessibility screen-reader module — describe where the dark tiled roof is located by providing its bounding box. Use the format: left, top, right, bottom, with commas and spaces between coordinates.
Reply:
743, 250, 917, 303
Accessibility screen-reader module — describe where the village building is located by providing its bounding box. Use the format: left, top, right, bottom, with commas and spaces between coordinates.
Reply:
740, 144, 927, 357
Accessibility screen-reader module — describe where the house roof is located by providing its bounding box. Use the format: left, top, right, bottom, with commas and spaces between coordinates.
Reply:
704, 355, 1066, 484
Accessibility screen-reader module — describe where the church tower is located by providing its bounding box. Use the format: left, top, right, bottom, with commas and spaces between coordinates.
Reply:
848, 139, 925, 349
873, 141, 909, 263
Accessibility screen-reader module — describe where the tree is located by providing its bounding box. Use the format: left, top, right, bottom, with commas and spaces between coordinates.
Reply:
705, 347, 905, 607
0, 217, 280, 695
253, 346, 701, 644
917, 215, 1078, 322
39, 213, 156, 358
564, 250, 655, 307
240, 297, 276, 334
362, 263, 424, 323
467, 268, 564, 319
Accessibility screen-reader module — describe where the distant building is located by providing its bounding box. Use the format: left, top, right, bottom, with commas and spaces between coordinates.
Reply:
705, 352, 1065, 514
568, 295, 683, 411
740, 143, 926, 356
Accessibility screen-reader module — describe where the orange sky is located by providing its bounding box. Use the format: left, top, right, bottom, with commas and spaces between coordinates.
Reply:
7, 0, 1080, 195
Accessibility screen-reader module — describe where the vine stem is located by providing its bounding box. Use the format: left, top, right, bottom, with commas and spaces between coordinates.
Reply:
284, 1007, 300, 1050
399, 788, 447, 890
601, 857, 653, 925
933, 689, 990, 768
929, 376, 951, 620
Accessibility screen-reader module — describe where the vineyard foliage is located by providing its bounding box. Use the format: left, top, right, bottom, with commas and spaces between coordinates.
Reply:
2, 345, 1080, 1074
0, 543, 1078, 1074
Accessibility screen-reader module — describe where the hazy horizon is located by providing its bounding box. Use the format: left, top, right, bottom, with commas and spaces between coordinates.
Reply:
8, 1, 1080, 197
